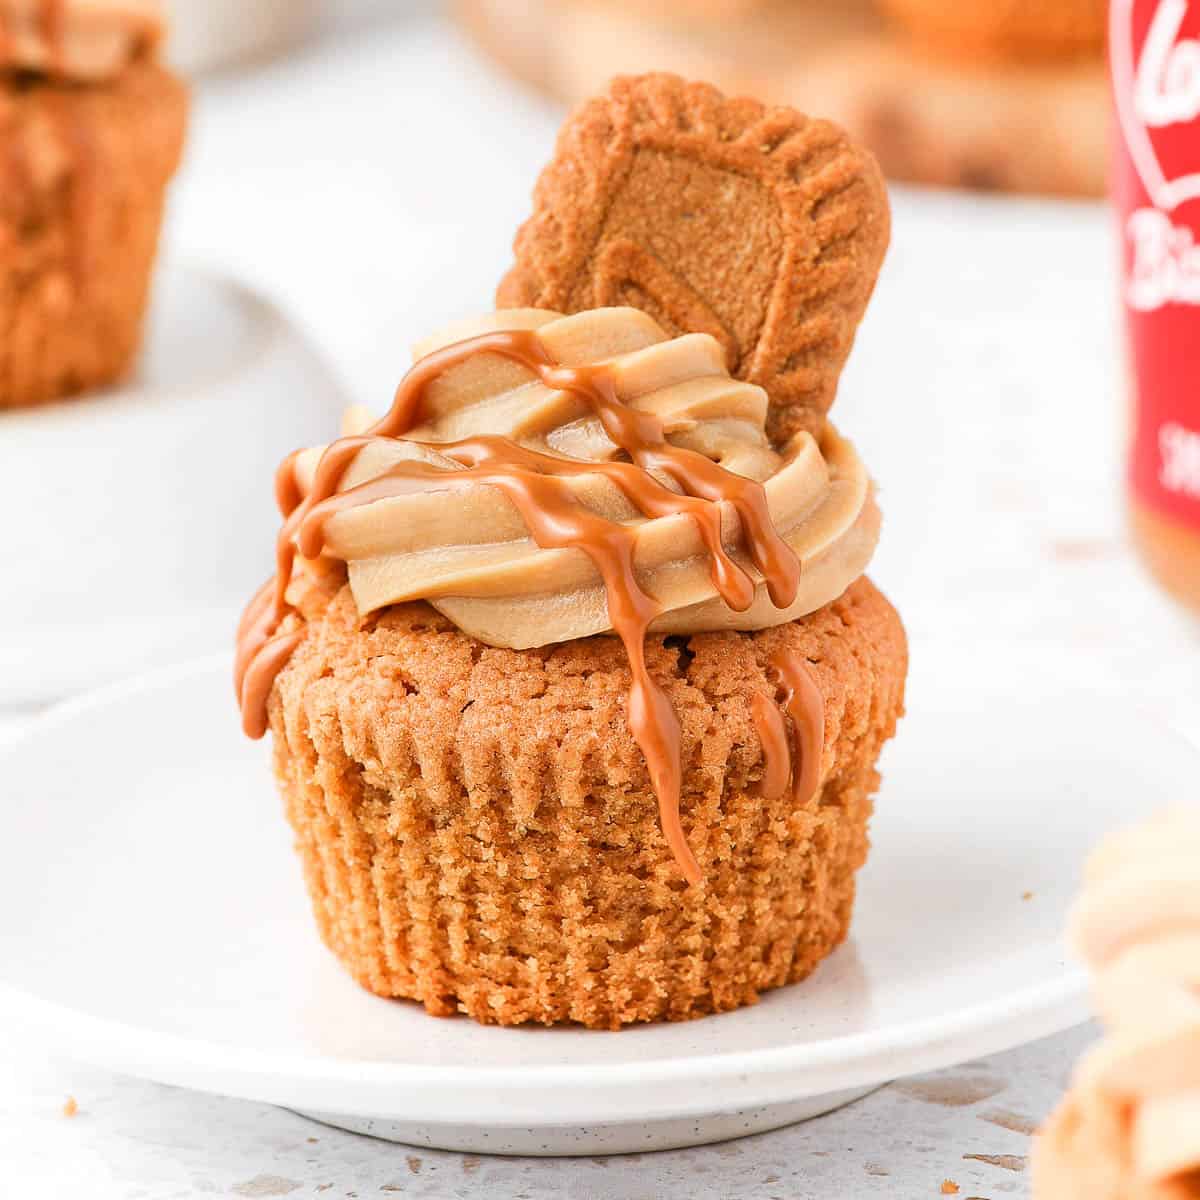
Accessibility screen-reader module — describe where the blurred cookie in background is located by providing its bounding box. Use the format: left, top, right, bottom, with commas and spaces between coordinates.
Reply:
455, 0, 1107, 198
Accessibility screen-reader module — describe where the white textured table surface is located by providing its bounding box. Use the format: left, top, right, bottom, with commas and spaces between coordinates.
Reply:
0, 1017, 1090, 1199
4, 9, 1200, 1199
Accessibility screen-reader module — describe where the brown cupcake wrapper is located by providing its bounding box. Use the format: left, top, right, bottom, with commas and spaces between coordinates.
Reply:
276, 736, 879, 1027
0, 62, 188, 409
269, 578, 907, 1028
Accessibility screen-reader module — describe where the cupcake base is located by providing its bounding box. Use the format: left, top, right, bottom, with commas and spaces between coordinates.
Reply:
269, 576, 907, 1028
0, 62, 188, 409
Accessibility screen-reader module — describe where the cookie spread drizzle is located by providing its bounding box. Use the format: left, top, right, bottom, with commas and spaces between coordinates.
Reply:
751, 650, 825, 805
236, 328, 828, 883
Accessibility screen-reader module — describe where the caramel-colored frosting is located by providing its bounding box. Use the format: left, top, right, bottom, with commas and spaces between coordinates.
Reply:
0, 0, 164, 81
237, 307, 876, 881
1062, 810, 1200, 1185
286, 309, 877, 648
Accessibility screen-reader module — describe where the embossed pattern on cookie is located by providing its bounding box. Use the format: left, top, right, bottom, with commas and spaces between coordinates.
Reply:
497, 72, 890, 440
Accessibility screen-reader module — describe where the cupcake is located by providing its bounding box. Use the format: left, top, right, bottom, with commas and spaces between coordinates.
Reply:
1034, 810, 1200, 1199
236, 74, 908, 1028
0, 0, 188, 409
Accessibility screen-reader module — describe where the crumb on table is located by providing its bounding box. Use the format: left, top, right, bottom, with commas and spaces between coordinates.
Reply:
941, 1181, 960, 1195
62, 1096, 78, 1118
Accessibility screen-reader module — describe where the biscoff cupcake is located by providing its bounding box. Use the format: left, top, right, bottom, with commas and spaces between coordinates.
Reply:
236, 74, 907, 1028
0, 0, 187, 409
1034, 810, 1200, 1200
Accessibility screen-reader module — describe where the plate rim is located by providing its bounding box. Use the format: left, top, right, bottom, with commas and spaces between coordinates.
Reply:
0, 655, 1113, 1123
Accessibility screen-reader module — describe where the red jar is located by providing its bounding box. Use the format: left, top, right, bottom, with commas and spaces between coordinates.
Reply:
1112, 0, 1200, 617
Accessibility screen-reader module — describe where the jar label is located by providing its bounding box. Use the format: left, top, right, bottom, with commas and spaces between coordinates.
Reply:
1113, 0, 1200, 526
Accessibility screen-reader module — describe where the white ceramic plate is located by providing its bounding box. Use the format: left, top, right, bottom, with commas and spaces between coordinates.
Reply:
0, 649, 1190, 1154
0, 265, 345, 707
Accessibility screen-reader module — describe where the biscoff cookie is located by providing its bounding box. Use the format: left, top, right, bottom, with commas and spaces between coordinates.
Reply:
0, 3, 186, 410
496, 72, 890, 441
878, 0, 1107, 61
270, 577, 907, 1028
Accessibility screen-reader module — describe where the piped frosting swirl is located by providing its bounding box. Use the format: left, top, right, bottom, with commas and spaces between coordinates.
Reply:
236, 306, 879, 881
1065, 809, 1200, 1186
287, 308, 877, 648
0, 0, 164, 81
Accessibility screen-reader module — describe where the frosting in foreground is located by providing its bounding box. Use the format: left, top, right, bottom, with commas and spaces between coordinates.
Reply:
1060, 809, 1200, 1186
0, 0, 163, 80
236, 307, 880, 881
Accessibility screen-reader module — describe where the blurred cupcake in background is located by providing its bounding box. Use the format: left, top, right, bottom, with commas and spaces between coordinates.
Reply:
0, 0, 188, 409
455, 0, 1108, 198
